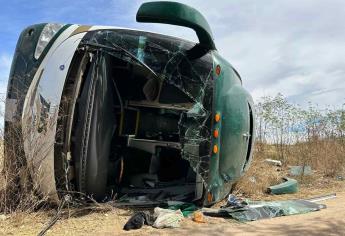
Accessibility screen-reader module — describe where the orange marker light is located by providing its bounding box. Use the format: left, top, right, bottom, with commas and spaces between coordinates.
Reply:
215, 65, 221, 76
215, 113, 220, 122
207, 192, 213, 202
213, 144, 218, 154
213, 129, 219, 138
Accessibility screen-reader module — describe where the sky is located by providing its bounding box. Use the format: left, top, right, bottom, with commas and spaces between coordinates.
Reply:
0, 0, 344, 108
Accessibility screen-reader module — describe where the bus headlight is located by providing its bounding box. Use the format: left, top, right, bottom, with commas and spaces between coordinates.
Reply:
34, 23, 64, 59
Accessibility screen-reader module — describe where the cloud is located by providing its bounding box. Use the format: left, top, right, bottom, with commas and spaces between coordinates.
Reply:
222, 1, 344, 107
0, 0, 344, 108
128, 0, 345, 107
0, 53, 12, 75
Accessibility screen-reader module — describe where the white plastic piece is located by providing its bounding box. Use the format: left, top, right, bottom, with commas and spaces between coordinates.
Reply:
153, 207, 184, 228
265, 159, 282, 167
307, 193, 336, 203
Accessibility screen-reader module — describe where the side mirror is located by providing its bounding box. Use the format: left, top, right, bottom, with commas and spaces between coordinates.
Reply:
136, 1, 216, 51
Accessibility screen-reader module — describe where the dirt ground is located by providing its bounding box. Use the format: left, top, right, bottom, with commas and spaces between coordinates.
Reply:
1, 181, 344, 236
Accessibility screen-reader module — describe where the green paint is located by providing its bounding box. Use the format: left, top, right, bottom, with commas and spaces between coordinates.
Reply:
136, 1, 215, 50
206, 53, 255, 205
7, 23, 70, 101
268, 178, 299, 195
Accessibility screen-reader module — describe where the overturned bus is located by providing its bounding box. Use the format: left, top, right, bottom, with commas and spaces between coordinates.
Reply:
4, 2, 255, 206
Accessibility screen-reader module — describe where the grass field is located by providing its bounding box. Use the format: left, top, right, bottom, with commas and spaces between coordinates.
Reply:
1, 140, 344, 235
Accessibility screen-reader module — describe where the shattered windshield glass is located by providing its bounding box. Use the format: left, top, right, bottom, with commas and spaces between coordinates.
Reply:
80, 29, 214, 185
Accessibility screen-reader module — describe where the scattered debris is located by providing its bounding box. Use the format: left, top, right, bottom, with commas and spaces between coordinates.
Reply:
167, 201, 198, 217
38, 197, 67, 236
222, 194, 247, 209
0, 214, 7, 221
306, 193, 337, 202
336, 176, 344, 181
153, 207, 184, 228
192, 211, 206, 223
268, 177, 298, 195
265, 159, 282, 167
202, 199, 325, 222
249, 176, 257, 183
289, 166, 312, 176
123, 212, 154, 231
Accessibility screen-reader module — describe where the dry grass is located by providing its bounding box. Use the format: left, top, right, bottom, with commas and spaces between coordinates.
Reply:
0, 117, 63, 214
234, 141, 345, 201
0, 118, 344, 234
1, 139, 344, 209
233, 155, 282, 198
0, 140, 3, 189
0, 137, 49, 213
287, 140, 345, 177
1, 181, 344, 236
1, 139, 345, 235
0, 207, 132, 235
